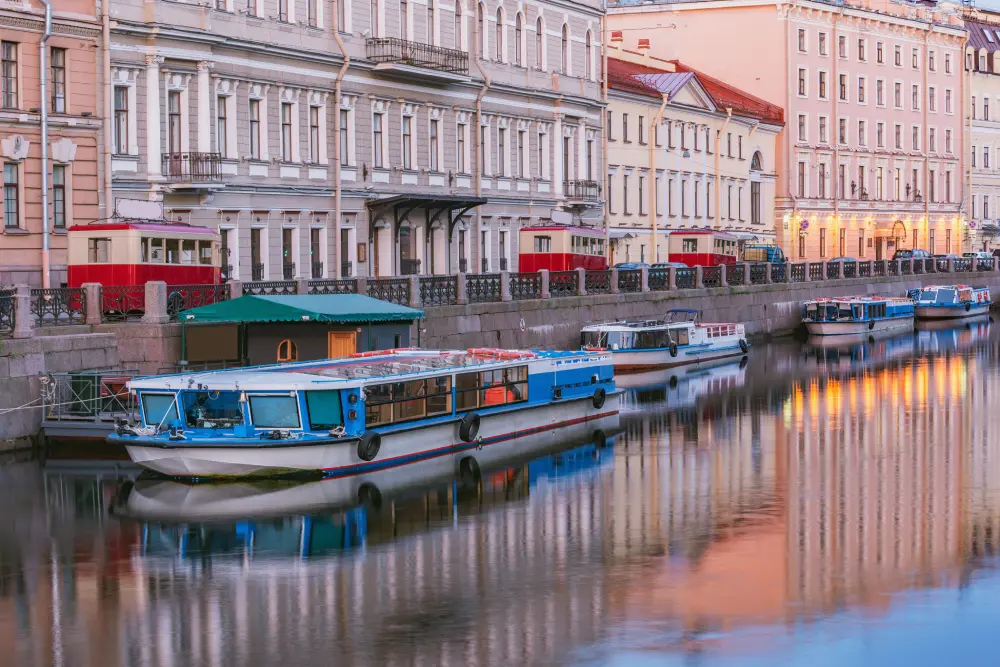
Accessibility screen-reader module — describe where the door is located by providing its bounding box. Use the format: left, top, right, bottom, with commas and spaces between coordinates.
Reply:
875, 238, 883, 261
327, 331, 357, 359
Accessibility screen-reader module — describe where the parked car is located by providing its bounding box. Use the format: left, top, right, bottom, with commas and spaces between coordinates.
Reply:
892, 248, 931, 260
826, 256, 858, 263
963, 251, 993, 260
613, 262, 649, 270
651, 262, 689, 269
933, 253, 961, 260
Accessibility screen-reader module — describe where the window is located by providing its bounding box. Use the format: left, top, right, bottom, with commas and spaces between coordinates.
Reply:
52, 164, 66, 228
797, 161, 806, 198
249, 394, 300, 428
819, 32, 827, 56
497, 127, 506, 176
515, 13, 522, 66
249, 99, 261, 159
929, 50, 936, 71
426, 0, 435, 43
818, 163, 826, 198
623, 113, 629, 142
876, 121, 884, 148
638, 175, 645, 215
857, 76, 866, 103
113, 86, 129, 154
373, 113, 384, 168
895, 123, 902, 149
876, 79, 884, 106
929, 127, 936, 153
819, 71, 827, 99
281, 102, 293, 161
928, 87, 935, 112
912, 125, 919, 151
495, 9, 504, 61
911, 84, 919, 110
167, 91, 182, 154
839, 117, 847, 144
455, 367, 526, 411
987, 98, 991, 121
894, 82, 902, 108
309, 106, 320, 163
876, 167, 883, 200
838, 35, 846, 58
839, 164, 846, 198
278, 0, 289, 22
818, 116, 827, 143
340, 108, 349, 165
876, 41, 884, 63
945, 89, 952, 114
430, 119, 439, 171
454, 1, 462, 49
1, 42, 16, 109
986, 146, 991, 169
894, 45, 901, 67
859, 229, 865, 258
141, 394, 179, 427
402, 115, 413, 169
912, 47, 918, 69
337, 0, 346, 29
839, 74, 847, 101
798, 29, 806, 53
820, 228, 826, 258
518, 130, 527, 178
50, 47, 66, 113
561, 24, 569, 74
858, 119, 866, 146
623, 172, 630, 214
477, 2, 485, 58
533, 235, 551, 252
798, 68, 806, 96
751, 180, 760, 224
87, 236, 110, 262
307, 0, 318, 27
945, 53, 951, 74
857, 38, 866, 62
535, 18, 543, 70
216, 96, 229, 158
457, 123, 467, 172
945, 171, 951, 203
974, 96, 977, 120
946, 129, 952, 154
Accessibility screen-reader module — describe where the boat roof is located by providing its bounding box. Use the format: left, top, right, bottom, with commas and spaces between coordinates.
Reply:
68, 221, 218, 235
918, 284, 986, 290
128, 349, 607, 391
180, 293, 423, 324
804, 296, 912, 304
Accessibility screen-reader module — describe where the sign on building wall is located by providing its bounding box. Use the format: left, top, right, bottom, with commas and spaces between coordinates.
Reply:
115, 198, 165, 221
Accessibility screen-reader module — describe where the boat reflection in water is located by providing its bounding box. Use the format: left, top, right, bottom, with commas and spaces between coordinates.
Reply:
619, 357, 748, 411
114, 416, 617, 559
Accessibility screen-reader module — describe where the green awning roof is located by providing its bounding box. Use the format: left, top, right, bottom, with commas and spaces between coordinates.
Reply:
179, 294, 424, 324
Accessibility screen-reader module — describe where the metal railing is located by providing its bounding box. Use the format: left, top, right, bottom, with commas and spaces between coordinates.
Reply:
790, 263, 806, 282
467, 273, 502, 303
953, 258, 973, 272
978, 258, 997, 271
809, 263, 824, 281
647, 268, 669, 291
728, 264, 746, 286
771, 263, 786, 283
874, 260, 886, 276
675, 268, 696, 289
366, 36, 469, 75
341, 261, 354, 277
702, 266, 722, 288
748, 264, 767, 285
826, 262, 840, 280
563, 180, 602, 201
251, 263, 265, 281
509, 273, 541, 300
367, 277, 410, 305
419, 276, 458, 306
311, 262, 324, 279
549, 271, 579, 297
585, 270, 612, 294
31, 288, 86, 327
617, 269, 642, 293
282, 263, 296, 280
0, 287, 14, 337
101, 285, 145, 323
244, 280, 297, 296
166, 284, 229, 321
161, 152, 223, 181
308, 279, 358, 295
40, 370, 140, 425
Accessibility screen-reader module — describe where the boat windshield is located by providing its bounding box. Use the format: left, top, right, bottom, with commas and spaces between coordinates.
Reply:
181, 391, 244, 429
248, 394, 301, 429
938, 288, 957, 302
838, 305, 853, 319
581, 330, 608, 348
634, 330, 672, 349
918, 290, 937, 301
141, 393, 179, 427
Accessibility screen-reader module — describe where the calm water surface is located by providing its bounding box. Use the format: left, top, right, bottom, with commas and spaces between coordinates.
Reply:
2, 323, 999, 666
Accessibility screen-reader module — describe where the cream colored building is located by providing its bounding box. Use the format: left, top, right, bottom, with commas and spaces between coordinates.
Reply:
606, 47, 783, 264
963, 8, 1000, 251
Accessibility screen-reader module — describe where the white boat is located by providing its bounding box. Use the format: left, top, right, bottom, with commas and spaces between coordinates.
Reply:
802, 296, 914, 336
908, 285, 991, 319
580, 309, 749, 372
108, 348, 619, 480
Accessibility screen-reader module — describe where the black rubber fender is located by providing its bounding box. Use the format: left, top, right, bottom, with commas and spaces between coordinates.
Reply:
739, 338, 749, 353
459, 456, 481, 487
868, 320, 875, 330
593, 429, 608, 449
592, 387, 607, 409
966, 302, 972, 312
357, 482, 382, 509
357, 430, 381, 461
739, 356, 749, 370
459, 411, 481, 442
669, 342, 679, 357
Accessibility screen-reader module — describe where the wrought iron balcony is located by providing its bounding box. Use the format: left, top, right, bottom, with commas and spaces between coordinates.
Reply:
341, 261, 353, 278
366, 37, 469, 78
564, 180, 602, 202
161, 152, 223, 183
458, 258, 468, 273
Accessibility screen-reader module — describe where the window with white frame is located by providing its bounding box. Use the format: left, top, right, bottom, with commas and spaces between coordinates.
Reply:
373, 111, 386, 168
249, 98, 262, 159
402, 113, 414, 169
457, 121, 469, 173
928, 86, 936, 112
876, 121, 884, 148
876, 78, 884, 106
912, 125, 920, 151
339, 106, 355, 166
945, 88, 952, 114
929, 127, 936, 153
52, 164, 67, 228
839, 117, 847, 144
839, 73, 847, 101
586, 31, 593, 80
537, 127, 549, 180
857, 75, 866, 103
309, 105, 322, 163
911, 84, 919, 110
113, 84, 134, 155
281, 102, 294, 161
495, 8, 505, 62
561, 24, 570, 75
401, 0, 410, 40
819, 31, 827, 56
894, 81, 902, 108
216, 94, 237, 159
858, 119, 866, 146
454, 0, 463, 50
894, 123, 902, 150
429, 117, 441, 171
515, 13, 523, 66
798, 68, 807, 96
517, 129, 528, 178
798, 28, 806, 53
945, 128, 952, 154
818, 71, 827, 99
535, 17, 545, 71
427, 0, 436, 45
497, 125, 507, 176
797, 114, 806, 142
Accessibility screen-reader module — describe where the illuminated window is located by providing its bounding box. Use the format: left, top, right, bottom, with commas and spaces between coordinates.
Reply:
277, 339, 298, 363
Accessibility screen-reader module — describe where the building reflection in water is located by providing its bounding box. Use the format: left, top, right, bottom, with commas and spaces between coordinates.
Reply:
2, 330, 1000, 665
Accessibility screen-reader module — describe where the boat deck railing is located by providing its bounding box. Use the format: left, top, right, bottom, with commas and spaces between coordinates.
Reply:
40, 370, 141, 436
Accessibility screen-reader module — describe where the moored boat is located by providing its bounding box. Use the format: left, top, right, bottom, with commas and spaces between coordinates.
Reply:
802, 296, 914, 336
580, 309, 749, 372
108, 348, 619, 480
907, 285, 991, 320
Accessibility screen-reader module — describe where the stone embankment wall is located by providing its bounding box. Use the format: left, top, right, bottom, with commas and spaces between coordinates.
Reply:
419, 273, 1000, 350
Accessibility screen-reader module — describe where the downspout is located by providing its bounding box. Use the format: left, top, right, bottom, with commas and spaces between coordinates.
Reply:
962, 29, 970, 249
714, 107, 732, 230
648, 93, 669, 262
332, 5, 351, 278
832, 7, 844, 235
602, 9, 610, 260
784, 7, 798, 256
472, 3, 490, 275
923, 27, 930, 247
39, 0, 52, 289
103, 7, 113, 224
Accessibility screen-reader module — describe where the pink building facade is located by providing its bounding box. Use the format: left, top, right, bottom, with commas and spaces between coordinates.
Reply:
609, 0, 967, 261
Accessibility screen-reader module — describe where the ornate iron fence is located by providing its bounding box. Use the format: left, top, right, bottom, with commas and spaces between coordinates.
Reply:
586, 270, 612, 294
953, 258, 973, 272
913, 259, 924, 274
900, 259, 912, 275
467, 273, 502, 303
101, 285, 146, 323
0, 287, 14, 337
167, 284, 229, 321
843, 261, 857, 278
367, 278, 411, 305
161, 152, 223, 181
749, 264, 767, 285
771, 263, 786, 283
809, 263, 824, 281
728, 264, 746, 286
617, 269, 642, 293
419, 276, 458, 306
365, 36, 469, 74
647, 269, 669, 291
873, 260, 886, 276
978, 258, 996, 271
924, 258, 936, 273
826, 262, 840, 280
509, 273, 542, 300
675, 268, 696, 289
790, 263, 806, 282
251, 263, 265, 281
702, 266, 722, 288
563, 180, 602, 201
31, 288, 86, 326
549, 271, 579, 297
858, 261, 872, 278
887, 259, 900, 275
308, 279, 358, 295
244, 280, 297, 296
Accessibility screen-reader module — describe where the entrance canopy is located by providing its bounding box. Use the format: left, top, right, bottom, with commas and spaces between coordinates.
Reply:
178, 294, 424, 324
367, 193, 488, 236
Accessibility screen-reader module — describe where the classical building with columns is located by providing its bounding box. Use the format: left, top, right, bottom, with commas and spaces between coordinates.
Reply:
108, 0, 606, 280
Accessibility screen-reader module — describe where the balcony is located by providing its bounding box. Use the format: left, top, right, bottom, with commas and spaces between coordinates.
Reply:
341, 261, 353, 278
366, 37, 470, 83
563, 180, 602, 205
161, 152, 224, 189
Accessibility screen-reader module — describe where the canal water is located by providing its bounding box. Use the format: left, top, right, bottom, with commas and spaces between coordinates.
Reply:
2, 322, 999, 667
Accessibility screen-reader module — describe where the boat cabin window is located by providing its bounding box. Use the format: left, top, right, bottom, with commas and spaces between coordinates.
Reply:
580, 330, 609, 348
534, 236, 552, 252
88, 238, 111, 263
682, 239, 698, 252
938, 288, 957, 302
455, 365, 529, 410
305, 391, 343, 430
672, 328, 689, 345
248, 394, 301, 429
634, 330, 671, 349
919, 290, 937, 301
181, 391, 244, 429
365, 376, 453, 427
853, 304, 863, 319
838, 304, 853, 319
141, 393, 179, 426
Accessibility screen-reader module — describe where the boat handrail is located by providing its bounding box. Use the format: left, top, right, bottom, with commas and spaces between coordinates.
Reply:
466, 348, 538, 360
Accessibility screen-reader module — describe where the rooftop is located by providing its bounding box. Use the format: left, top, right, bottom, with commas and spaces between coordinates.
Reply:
179, 293, 424, 325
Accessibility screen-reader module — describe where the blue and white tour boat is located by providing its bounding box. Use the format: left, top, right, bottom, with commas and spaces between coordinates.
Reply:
907, 285, 991, 320
108, 348, 619, 479
802, 296, 914, 336
580, 309, 749, 372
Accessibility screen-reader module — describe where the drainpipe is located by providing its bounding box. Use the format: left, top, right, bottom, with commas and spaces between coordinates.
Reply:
785, 13, 798, 257
648, 93, 669, 262
472, 4, 490, 276
332, 6, 351, 278
103, 7, 112, 224
923, 27, 930, 247
832, 7, 844, 233
39, 0, 52, 289
714, 107, 732, 230
602, 10, 610, 259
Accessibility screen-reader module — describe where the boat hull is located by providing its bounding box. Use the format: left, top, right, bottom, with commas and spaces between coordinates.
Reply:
612, 342, 746, 372
124, 394, 621, 479
803, 316, 914, 336
914, 304, 991, 320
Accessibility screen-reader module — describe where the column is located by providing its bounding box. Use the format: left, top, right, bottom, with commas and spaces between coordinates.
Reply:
145, 55, 164, 176
577, 119, 586, 182
553, 114, 563, 197
197, 61, 213, 153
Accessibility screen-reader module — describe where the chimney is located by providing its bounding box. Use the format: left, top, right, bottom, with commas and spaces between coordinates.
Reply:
611, 30, 624, 44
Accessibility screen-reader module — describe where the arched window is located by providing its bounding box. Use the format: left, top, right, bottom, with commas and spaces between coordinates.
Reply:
751, 151, 762, 171
478, 3, 486, 59
277, 339, 298, 363
496, 8, 504, 62
561, 24, 569, 75
585, 30, 592, 80
427, 0, 435, 45
535, 17, 544, 71
750, 151, 763, 225
515, 13, 523, 66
